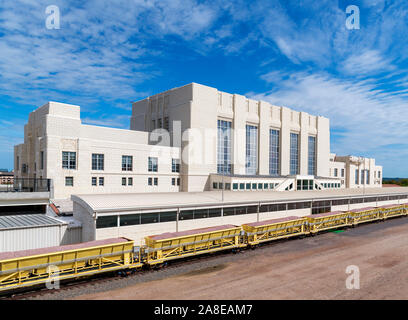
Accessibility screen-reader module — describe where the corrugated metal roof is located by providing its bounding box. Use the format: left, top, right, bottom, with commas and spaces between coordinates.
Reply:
71, 187, 408, 213
0, 214, 66, 230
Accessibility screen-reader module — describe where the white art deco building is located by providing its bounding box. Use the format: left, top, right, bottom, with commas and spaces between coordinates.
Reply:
14, 83, 382, 200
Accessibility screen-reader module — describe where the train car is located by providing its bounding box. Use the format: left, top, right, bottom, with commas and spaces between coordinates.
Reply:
348, 207, 382, 226
307, 211, 349, 233
379, 204, 407, 220
242, 216, 308, 246
144, 225, 242, 265
0, 237, 138, 292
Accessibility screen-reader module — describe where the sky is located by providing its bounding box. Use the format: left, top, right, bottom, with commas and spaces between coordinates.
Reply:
0, 0, 407, 177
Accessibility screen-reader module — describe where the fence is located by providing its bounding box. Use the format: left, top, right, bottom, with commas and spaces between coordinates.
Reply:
0, 178, 51, 192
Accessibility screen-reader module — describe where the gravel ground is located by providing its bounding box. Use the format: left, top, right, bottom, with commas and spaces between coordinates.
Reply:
29, 216, 408, 300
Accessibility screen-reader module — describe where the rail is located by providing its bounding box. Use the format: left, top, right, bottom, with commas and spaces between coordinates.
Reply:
0, 178, 51, 193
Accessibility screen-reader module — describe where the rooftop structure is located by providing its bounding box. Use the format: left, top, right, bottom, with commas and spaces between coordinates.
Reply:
0, 214, 81, 252
0, 214, 63, 230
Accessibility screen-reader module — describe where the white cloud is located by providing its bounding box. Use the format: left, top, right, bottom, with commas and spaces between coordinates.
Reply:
0, 0, 222, 105
82, 114, 131, 129
341, 50, 395, 76
253, 70, 408, 161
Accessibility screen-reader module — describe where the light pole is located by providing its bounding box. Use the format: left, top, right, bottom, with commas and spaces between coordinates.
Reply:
363, 157, 366, 196
222, 167, 224, 202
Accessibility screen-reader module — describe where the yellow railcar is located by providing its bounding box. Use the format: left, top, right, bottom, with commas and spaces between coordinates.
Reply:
307, 211, 350, 233
242, 216, 307, 245
0, 237, 137, 292
380, 204, 407, 220
348, 207, 382, 226
144, 225, 242, 265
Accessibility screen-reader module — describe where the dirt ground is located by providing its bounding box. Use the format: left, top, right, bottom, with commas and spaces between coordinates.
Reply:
73, 218, 408, 300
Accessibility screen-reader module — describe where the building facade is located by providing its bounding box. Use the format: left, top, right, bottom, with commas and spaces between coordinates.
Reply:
131, 83, 382, 192
15, 83, 382, 200
0, 171, 13, 185
14, 102, 180, 199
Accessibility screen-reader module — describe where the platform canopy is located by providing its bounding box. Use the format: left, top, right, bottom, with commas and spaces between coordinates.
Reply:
72, 187, 408, 214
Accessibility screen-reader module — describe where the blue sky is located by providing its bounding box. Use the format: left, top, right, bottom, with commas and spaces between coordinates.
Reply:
0, 0, 407, 176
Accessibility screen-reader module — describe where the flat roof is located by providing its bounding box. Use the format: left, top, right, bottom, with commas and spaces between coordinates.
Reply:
71, 187, 408, 214
245, 216, 302, 227
148, 225, 238, 241
0, 237, 130, 261
0, 214, 66, 231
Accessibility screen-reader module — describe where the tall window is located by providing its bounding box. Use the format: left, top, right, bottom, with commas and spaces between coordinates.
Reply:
148, 157, 158, 172
62, 152, 76, 169
308, 136, 316, 176
172, 159, 180, 173
269, 129, 280, 176
361, 170, 365, 185
245, 125, 258, 175
290, 133, 299, 175
366, 170, 370, 184
217, 120, 232, 174
355, 169, 359, 184
122, 155, 133, 171
92, 154, 104, 170
341, 169, 345, 177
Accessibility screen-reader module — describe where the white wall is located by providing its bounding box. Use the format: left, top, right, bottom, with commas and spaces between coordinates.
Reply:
16, 102, 181, 199
0, 224, 81, 252
130, 83, 332, 192
88, 198, 404, 245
